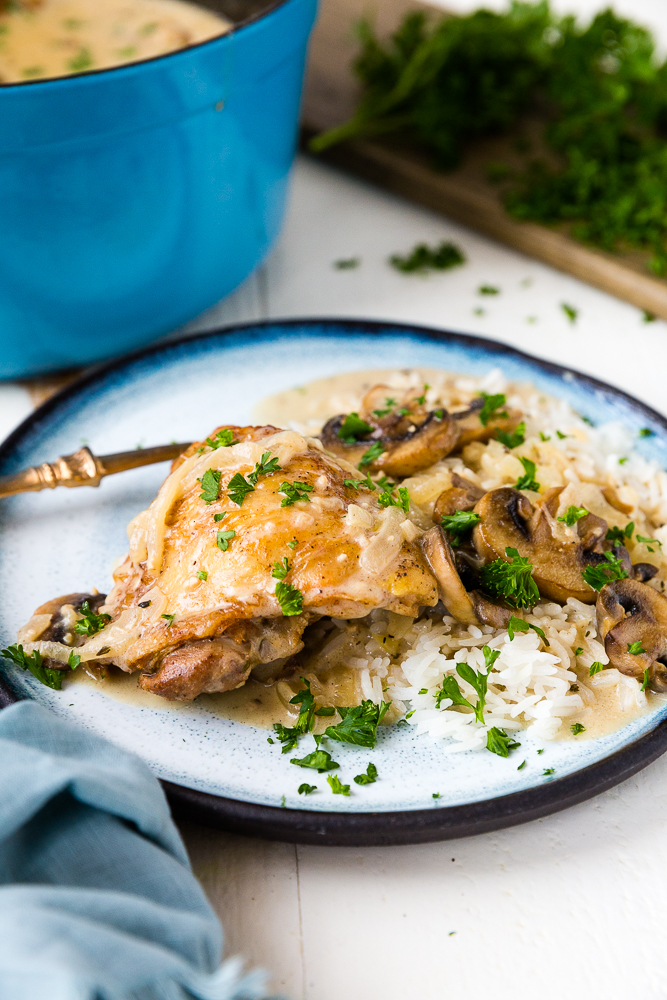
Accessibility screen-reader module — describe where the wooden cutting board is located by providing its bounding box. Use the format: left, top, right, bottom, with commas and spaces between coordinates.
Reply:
302, 0, 667, 320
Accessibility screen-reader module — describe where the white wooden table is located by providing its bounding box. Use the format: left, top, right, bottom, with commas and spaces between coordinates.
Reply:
5, 2, 667, 991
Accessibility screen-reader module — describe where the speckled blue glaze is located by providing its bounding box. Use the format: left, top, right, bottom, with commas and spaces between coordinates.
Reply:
1, 320, 666, 814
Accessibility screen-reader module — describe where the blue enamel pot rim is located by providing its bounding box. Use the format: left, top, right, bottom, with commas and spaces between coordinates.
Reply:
0, 0, 291, 90
1, 316, 667, 847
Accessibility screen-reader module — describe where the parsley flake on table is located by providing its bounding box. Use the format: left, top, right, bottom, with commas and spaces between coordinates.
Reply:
558, 506, 588, 527
628, 640, 646, 655
279, 481, 314, 506
324, 699, 389, 748
298, 783, 317, 795
481, 547, 539, 608
561, 303, 578, 324
478, 284, 499, 295
358, 441, 385, 468
0, 644, 65, 691
354, 762, 378, 785
205, 428, 237, 449
487, 727, 521, 757
441, 509, 481, 547
227, 472, 255, 506
517, 760, 527, 770
507, 615, 549, 645
73, 601, 111, 637
216, 529, 235, 552
377, 486, 410, 514
272, 557, 290, 580
337, 412, 373, 444
515, 456, 540, 491
290, 749, 339, 772
198, 468, 222, 505
543, 768, 555, 777
275, 581, 303, 616
389, 241, 465, 273
478, 392, 508, 427
327, 775, 351, 796
582, 552, 628, 590
496, 421, 525, 448
571, 722, 586, 735
606, 522, 633, 544
589, 661, 604, 676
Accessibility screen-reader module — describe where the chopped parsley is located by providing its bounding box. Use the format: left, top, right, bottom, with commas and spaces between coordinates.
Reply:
515, 456, 540, 491
279, 481, 314, 506
358, 441, 385, 468
441, 509, 481, 547
327, 774, 351, 795
373, 397, 397, 418
248, 451, 281, 485
582, 552, 629, 590
637, 534, 662, 552
543, 768, 555, 777
161, 614, 175, 627
289, 678, 317, 734
213, 512, 226, 522
272, 557, 290, 580
558, 506, 588, 526
487, 727, 521, 757
338, 412, 373, 444
574, 647, 583, 656
354, 762, 378, 785
517, 759, 527, 770
334, 257, 360, 269
561, 303, 578, 324
290, 749, 339, 772
227, 472, 255, 506
389, 241, 465, 273
556, 430, 568, 440
68, 651, 81, 670
275, 581, 303, 616
0, 644, 64, 691
436, 656, 492, 724
432, 792, 441, 798
196, 570, 208, 581
298, 783, 317, 794
628, 640, 646, 655
478, 284, 499, 295
589, 661, 604, 676
606, 522, 633, 544
571, 722, 586, 735
324, 699, 390, 748
507, 615, 549, 645
287, 540, 298, 550
539, 432, 551, 442
480, 547, 539, 609
496, 421, 525, 448
216, 529, 235, 552
315, 706, 335, 717
641, 668, 650, 692
639, 428, 654, 438
73, 601, 111, 637
478, 392, 508, 427
198, 468, 222, 505
377, 486, 410, 513
344, 472, 376, 491
205, 428, 237, 449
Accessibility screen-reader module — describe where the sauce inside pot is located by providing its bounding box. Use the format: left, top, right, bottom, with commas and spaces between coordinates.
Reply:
0, 0, 230, 83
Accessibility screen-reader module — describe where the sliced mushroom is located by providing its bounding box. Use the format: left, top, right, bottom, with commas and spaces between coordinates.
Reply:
472, 486, 605, 603
421, 526, 480, 625
596, 579, 667, 692
633, 563, 659, 583
433, 473, 486, 521
470, 590, 511, 628
452, 398, 524, 447
320, 410, 460, 478
29, 592, 107, 646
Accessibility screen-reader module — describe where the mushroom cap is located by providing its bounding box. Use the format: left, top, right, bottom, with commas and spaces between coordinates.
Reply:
597, 579, 667, 692
421, 525, 480, 625
433, 473, 486, 522
452, 398, 524, 447
472, 485, 600, 603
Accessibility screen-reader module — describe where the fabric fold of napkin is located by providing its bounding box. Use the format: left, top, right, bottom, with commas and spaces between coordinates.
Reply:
0, 700, 268, 1000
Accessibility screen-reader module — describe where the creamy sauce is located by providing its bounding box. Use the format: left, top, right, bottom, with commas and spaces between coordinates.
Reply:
0, 0, 229, 83
559, 683, 664, 742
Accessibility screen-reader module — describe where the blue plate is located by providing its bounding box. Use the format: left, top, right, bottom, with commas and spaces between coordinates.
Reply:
1, 319, 666, 845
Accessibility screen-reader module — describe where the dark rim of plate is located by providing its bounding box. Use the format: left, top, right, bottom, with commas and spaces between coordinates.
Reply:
1, 316, 666, 847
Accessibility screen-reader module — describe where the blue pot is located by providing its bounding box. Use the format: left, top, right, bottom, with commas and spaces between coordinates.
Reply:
0, 0, 318, 378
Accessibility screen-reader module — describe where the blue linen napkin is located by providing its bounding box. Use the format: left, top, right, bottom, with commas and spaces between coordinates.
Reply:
0, 700, 268, 1000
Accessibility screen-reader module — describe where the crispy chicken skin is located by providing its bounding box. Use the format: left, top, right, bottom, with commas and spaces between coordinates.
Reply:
21, 425, 438, 700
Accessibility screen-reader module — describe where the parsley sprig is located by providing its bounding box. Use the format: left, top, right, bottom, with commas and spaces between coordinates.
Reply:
558, 506, 588, 527
481, 547, 539, 609
507, 615, 549, 645
487, 728, 521, 757
275, 581, 303, 616
205, 428, 237, 449
227, 451, 282, 506
354, 762, 378, 785
0, 643, 65, 691
435, 651, 496, 723
279, 481, 314, 506
478, 392, 508, 427
338, 412, 373, 444
73, 601, 111, 637
496, 421, 525, 448
324, 699, 390, 748
377, 486, 410, 513
441, 509, 480, 547
358, 441, 385, 468
198, 468, 222, 505
344, 472, 376, 491
515, 456, 540, 491
582, 552, 629, 591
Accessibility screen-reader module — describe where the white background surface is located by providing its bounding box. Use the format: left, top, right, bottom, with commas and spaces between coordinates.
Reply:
5, 2, 667, 995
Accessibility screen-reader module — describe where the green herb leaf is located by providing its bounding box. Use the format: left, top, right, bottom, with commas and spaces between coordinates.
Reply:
216, 530, 235, 552
279, 481, 314, 506
196, 570, 208, 581
506, 614, 549, 645
327, 774, 351, 795
389, 241, 465, 273
561, 303, 578, 324
639, 428, 654, 438
481, 547, 539, 609
290, 749, 339, 772
0, 644, 64, 690
574, 647, 583, 656
637, 534, 662, 552
517, 760, 527, 770
205, 428, 237, 449
377, 486, 410, 513
440, 509, 481, 547
337, 412, 373, 444
606, 522, 633, 543
543, 768, 555, 776
247, 451, 281, 486
486, 727, 521, 757
641, 668, 650, 692
515, 456, 540, 492
354, 762, 378, 785
478, 284, 499, 295
73, 601, 111, 637
161, 614, 175, 627
589, 661, 604, 676
272, 557, 290, 580
315, 706, 336, 717
334, 257, 360, 270
289, 677, 317, 736
582, 552, 629, 591
198, 468, 222, 505
344, 472, 376, 491
68, 651, 81, 670
213, 512, 226, 523
571, 722, 586, 735
558, 505, 588, 526
496, 421, 525, 448
478, 392, 508, 427
324, 699, 390, 748
227, 472, 255, 506
275, 581, 304, 616
298, 783, 317, 794
358, 441, 385, 468
273, 723, 301, 753
287, 540, 298, 550
628, 640, 646, 655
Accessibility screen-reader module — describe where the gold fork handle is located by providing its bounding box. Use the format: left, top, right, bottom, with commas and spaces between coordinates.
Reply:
0, 443, 191, 499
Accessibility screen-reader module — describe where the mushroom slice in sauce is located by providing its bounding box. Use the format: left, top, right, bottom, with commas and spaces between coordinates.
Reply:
451, 398, 524, 448
433, 473, 486, 521
597, 579, 667, 692
421, 526, 480, 625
